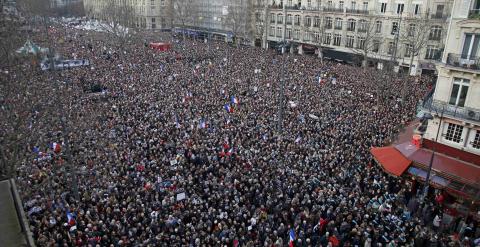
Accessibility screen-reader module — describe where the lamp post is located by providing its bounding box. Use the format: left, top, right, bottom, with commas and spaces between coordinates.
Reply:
276, 2, 287, 133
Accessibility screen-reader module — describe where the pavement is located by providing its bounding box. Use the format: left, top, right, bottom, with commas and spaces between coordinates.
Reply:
393, 120, 420, 146
0, 180, 28, 247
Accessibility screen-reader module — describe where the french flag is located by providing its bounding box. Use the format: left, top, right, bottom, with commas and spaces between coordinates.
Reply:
66, 211, 76, 226
231, 95, 239, 104
289, 228, 295, 247
50, 142, 61, 153
224, 104, 233, 113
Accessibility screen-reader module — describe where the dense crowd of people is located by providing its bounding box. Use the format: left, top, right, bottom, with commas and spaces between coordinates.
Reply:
4, 25, 479, 246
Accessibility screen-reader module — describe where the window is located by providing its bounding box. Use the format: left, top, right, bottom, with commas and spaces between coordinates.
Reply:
324, 33, 332, 44
387, 42, 395, 55
380, 2, 387, 13
327, 0, 332, 8
325, 17, 333, 29
408, 24, 416, 37
151, 18, 156, 29
375, 21, 382, 33
347, 19, 356, 31
288, 0, 293, 6
373, 40, 380, 52
346, 35, 354, 47
277, 27, 282, 37
277, 14, 283, 24
271, 13, 275, 23
294, 15, 301, 25
317, 0, 322, 8
414, 4, 420, 15
287, 14, 293, 24
363, 2, 368, 11
461, 34, 480, 59
425, 45, 440, 60
307, 0, 312, 7
314, 17, 321, 27
429, 26, 442, 40
294, 29, 300, 39
305, 31, 311, 41
314, 32, 320, 42
339, 1, 344, 9
391, 22, 399, 35
160, 0, 165, 5
357, 36, 365, 49
333, 34, 342, 46
444, 123, 464, 143
269, 26, 275, 36
305, 16, 312, 27
404, 44, 413, 57
435, 5, 444, 18
449, 78, 469, 107
358, 19, 367, 32
351, 1, 356, 10
471, 131, 480, 149
335, 18, 343, 30
397, 3, 404, 14
287, 28, 292, 39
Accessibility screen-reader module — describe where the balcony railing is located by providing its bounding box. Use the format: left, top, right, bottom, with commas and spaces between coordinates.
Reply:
430, 13, 445, 19
324, 24, 333, 29
347, 27, 355, 31
446, 53, 480, 71
346, 8, 369, 14
334, 25, 342, 30
469, 9, 480, 19
429, 35, 441, 41
323, 7, 343, 12
421, 95, 480, 122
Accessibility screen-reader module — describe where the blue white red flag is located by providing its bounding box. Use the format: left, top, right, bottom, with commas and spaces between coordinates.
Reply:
289, 228, 295, 247
231, 96, 239, 104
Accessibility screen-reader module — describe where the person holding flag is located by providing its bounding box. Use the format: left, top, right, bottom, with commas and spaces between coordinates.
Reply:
289, 228, 296, 247
230, 95, 239, 104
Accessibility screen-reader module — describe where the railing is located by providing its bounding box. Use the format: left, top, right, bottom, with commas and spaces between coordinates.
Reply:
358, 28, 367, 33
346, 8, 369, 14
324, 24, 333, 29
429, 35, 442, 41
323, 7, 344, 12
347, 27, 355, 31
446, 53, 480, 71
469, 9, 480, 19
431, 13, 444, 19
421, 93, 480, 122
334, 25, 342, 30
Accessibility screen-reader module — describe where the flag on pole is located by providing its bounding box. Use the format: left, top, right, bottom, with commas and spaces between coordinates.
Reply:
289, 228, 296, 247
224, 104, 233, 113
50, 142, 61, 153
66, 210, 76, 226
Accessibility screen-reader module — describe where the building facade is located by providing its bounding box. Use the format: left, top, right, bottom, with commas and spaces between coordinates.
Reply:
254, 0, 452, 74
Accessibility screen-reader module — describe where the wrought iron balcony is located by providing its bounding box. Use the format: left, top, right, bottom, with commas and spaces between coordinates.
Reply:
323, 7, 343, 12
421, 92, 480, 122
469, 9, 480, 19
430, 13, 445, 19
446, 53, 480, 71
346, 8, 369, 14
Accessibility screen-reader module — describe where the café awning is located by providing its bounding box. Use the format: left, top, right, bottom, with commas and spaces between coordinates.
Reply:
370, 146, 412, 177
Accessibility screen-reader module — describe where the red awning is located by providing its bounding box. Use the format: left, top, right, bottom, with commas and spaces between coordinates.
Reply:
371, 147, 412, 177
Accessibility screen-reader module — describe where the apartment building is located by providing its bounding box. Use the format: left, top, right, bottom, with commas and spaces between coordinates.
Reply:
254, 0, 452, 74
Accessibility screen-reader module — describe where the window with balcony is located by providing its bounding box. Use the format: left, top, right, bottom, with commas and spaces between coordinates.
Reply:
333, 34, 342, 46
314, 32, 320, 42
346, 35, 354, 47
288, 0, 293, 6
387, 42, 395, 55
414, 4, 420, 15
277, 27, 282, 37
347, 19, 356, 31
471, 130, 480, 149
305, 31, 311, 41
397, 3, 404, 14
380, 2, 387, 13
351, 1, 356, 10
434, 5, 444, 18
305, 16, 312, 27
363, 2, 368, 11
269, 26, 275, 36
294, 15, 301, 25
277, 14, 283, 24
324, 33, 332, 44
287, 14, 293, 24
375, 21, 382, 33
449, 78, 469, 107
294, 29, 300, 39
429, 26, 442, 40
307, 0, 312, 7
327, 0, 333, 8
335, 18, 343, 30
357, 36, 365, 49
317, 0, 322, 8
358, 19, 367, 32
425, 45, 440, 60
404, 44, 413, 57
444, 123, 464, 143
287, 28, 292, 39
392, 22, 399, 35
271, 13, 275, 23
314, 17, 321, 27
461, 34, 480, 59
373, 40, 380, 52
151, 18, 156, 29
325, 17, 333, 29
408, 23, 416, 37
339, 1, 344, 10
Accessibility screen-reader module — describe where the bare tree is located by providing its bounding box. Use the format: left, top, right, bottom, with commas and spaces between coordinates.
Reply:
400, 17, 431, 75
351, 17, 383, 69
99, 0, 136, 45
224, 0, 250, 47
173, 0, 195, 41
